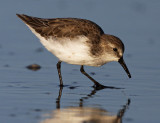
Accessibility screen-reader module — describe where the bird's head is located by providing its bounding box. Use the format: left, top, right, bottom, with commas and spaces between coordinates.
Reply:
101, 34, 131, 78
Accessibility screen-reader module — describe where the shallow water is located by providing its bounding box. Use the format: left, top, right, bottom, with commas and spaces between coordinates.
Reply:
0, 0, 160, 123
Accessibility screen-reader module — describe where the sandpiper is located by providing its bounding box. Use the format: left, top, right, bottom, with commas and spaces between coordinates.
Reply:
16, 14, 131, 88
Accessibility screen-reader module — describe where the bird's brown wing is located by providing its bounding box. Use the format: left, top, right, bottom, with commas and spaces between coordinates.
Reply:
16, 14, 104, 40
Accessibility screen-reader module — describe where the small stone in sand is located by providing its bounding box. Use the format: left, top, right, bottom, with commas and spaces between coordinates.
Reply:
26, 64, 41, 71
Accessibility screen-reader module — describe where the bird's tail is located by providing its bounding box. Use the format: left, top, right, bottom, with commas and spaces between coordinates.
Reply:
16, 14, 49, 28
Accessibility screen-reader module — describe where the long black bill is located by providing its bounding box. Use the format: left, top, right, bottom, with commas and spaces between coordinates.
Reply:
118, 57, 131, 78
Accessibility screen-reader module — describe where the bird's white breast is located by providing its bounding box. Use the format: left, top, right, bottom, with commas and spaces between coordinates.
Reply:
40, 36, 94, 65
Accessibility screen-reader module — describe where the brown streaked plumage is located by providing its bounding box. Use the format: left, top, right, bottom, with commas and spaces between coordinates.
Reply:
16, 14, 104, 39
16, 14, 131, 89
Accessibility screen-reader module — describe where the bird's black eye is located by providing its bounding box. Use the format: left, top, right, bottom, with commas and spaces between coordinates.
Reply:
113, 48, 118, 52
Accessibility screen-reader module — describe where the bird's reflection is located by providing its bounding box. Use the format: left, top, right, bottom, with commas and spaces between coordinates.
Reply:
41, 86, 130, 123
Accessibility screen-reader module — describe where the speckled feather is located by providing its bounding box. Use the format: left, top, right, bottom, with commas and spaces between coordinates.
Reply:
16, 14, 104, 39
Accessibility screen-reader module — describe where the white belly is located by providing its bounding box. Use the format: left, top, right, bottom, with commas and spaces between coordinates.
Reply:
40, 36, 95, 65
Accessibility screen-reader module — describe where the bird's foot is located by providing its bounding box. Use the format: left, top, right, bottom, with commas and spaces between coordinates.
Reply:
93, 83, 107, 90
93, 83, 122, 90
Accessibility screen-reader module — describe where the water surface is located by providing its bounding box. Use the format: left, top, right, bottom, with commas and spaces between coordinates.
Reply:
0, 0, 160, 123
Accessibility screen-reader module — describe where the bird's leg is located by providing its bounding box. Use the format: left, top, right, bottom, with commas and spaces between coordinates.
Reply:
57, 61, 63, 86
80, 65, 106, 89
56, 86, 63, 109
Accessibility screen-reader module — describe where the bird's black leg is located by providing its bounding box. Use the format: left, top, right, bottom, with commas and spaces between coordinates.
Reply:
56, 86, 63, 109
80, 65, 106, 89
57, 61, 63, 86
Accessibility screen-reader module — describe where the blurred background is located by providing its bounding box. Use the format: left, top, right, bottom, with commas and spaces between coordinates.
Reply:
0, 0, 160, 123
